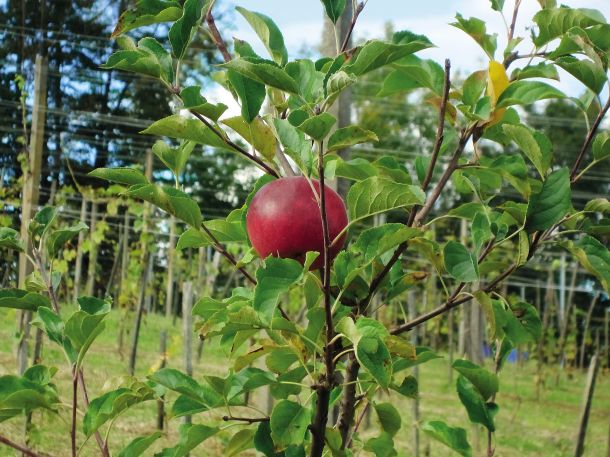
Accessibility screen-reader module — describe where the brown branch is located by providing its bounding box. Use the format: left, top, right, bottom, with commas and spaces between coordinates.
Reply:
0, 434, 47, 457
422, 59, 451, 192
310, 140, 335, 457
391, 264, 516, 335
413, 126, 476, 226
346, 401, 370, 448
507, 0, 522, 42
336, 354, 360, 448
71, 367, 78, 457
569, 96, 610, 182
190, 111, 280, 178
222, 415, 269, 423
340, 1, 366, 53
78, 369, 110, 457
206, 8, 232, 63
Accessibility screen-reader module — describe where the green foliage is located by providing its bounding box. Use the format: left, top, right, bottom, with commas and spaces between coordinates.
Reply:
236, 7, 288, 66
422, 421, 472, 457
525, 167, 571, 231
320, 0, 346, 24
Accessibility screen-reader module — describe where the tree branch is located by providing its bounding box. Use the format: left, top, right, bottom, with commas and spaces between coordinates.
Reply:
78, 369, 110, 457
340, 1, 366, 53
310, 140, 335, 457
71, 367, 78, 457
569, 95, 610, 182
507, 0, 522, 42
222, 415, 269, 423
205, 8, 232, 63
190, 111, 280, 178
0, 434, 47, 457
422, 59, 451, 192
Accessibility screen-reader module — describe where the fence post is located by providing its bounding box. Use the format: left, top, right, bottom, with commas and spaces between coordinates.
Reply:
574, 354, 600, 457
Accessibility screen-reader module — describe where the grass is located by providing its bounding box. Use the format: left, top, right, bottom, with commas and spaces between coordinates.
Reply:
0, 306, 609, 456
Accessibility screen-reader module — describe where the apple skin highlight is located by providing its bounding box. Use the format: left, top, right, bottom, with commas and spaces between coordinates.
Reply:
246, 176, 349, 270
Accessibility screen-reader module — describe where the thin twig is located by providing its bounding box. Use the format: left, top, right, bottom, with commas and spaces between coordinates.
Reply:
507, 0, 522, 42
190, 111, 280, 178
222, 415, 269, 423
33, 248, 60, 314
340, 1, 365, 53
421, 59, 451, 192
206, 8, 232, 63
201, 223, 256, 285
0, 434, 47, 457
78, 370, 110, 457
71, 367, 78, 457
569, 96, 610, 182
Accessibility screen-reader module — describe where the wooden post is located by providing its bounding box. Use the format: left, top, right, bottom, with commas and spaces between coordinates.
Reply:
85, 201, 99, 296
573, 354, 600, 457
457, 219, 470, 359
128, 149, 153, 375
182, 281, 193, 425
580, 293, 600, 369
72, 197, 88, 302
17, 54, 48, 374
165, 216, 176, 319
605, 308, 609, 369
157, 330, 168, 430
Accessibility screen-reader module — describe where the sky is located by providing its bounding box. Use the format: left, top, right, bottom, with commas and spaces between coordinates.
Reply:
220, 0, 610, 97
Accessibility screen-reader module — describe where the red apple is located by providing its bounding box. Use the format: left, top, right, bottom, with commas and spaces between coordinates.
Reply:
246, 176, 348, 270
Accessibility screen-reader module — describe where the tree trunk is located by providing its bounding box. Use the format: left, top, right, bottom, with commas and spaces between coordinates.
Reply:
165, 216, 176, 319
573, 354, 600, 457
579, 293, 600, 370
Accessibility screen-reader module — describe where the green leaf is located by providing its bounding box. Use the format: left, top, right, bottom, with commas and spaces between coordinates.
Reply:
526, 167, 571, 231
347, 177, 425, 223
169, 0, 208, 59
0, 370, 60, 421
456, 375, 496, 432
285, 59, 324, 104
422, 421, 472, 457
452, 360, 499, 400
125, 184, 202, 228
29, 207, 57, 238
180, 86, 227, 121
555, 56, 607, 94
0, 289, 50, 311
64, 297, 111, 367
112, 0, 182, 37
254, 257, 303, 324
221, 58, 299, 94
511, 62, 560, 81
227, 70, 265, 123
502, 124, 551, 178
353, 224, 421, 263
472, 212, 492, 254
374, 402, 402, 437
0, 228, 24, 252
158, 423, 219, 456
490, 0, 505, 11
33, 307, 64, 345
141, 114, 231, 150
391, 375, 418, 399
270, 400, 310, 449
327, 126, 378, 152
236, 7, 288, 66
102, 37, 174, 82
364, 432, 397, 457
254, 421, 282, 457
226, 429, 255, 457
356, 336, 392, 389
84, 385, 154, 436
89, 167, 149, 186
592, 132, 610, 161
496, 81, 566, 108
462, 70, 487, 106
296, 113, 336, 141
117, 431, 162, 457
585, 198, 610, 214
451, 14, 497, 58
177, 221, 246, 250
222, 116, 277, 161
320, 0, 346, 23
533, 7, 606, 47
152, 140, 196, 178
443, 241, 479, 282
46, 222, 88, 258
345, 37, 434, 75
561, 235, 610, 291
271, 118, 313, 173
379, 56, 445, 96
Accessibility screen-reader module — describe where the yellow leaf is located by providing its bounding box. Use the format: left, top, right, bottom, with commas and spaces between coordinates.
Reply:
487, 60, 509, 125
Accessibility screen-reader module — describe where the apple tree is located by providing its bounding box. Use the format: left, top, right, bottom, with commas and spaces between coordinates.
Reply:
1, 0, 610, 456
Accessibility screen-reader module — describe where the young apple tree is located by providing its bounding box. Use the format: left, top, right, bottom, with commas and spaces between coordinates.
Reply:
1, 0, 610, 456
